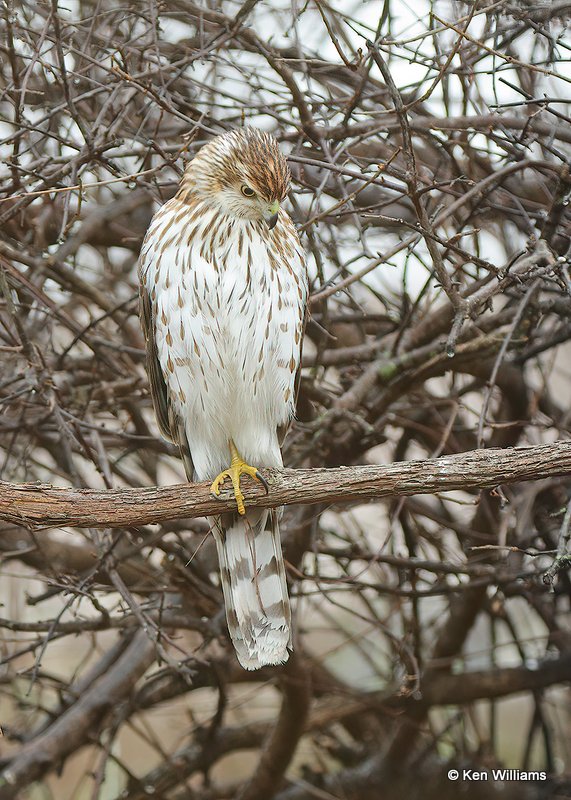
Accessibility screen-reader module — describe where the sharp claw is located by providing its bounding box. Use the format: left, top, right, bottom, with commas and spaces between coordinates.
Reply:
255, 470, 269, 495
210, 456, 269, 514
210, 473, 227, 499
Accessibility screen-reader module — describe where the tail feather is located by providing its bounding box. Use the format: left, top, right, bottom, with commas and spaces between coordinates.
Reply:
213, 509, 291, 670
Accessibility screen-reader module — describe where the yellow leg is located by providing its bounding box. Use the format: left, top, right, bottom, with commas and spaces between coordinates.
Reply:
210, 440, 268, 515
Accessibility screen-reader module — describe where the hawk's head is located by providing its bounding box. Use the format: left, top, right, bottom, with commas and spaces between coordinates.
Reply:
184, 127, 291, 229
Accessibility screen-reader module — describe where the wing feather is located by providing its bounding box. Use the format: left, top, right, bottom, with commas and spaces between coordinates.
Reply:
139, 284, 170, 440
139, 282, 194, 480
278, 301, 308, 446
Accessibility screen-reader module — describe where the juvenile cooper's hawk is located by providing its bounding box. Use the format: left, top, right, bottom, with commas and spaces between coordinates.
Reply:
138, 128, 308, 669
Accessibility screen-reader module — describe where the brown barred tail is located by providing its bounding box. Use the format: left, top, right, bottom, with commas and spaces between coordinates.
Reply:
213, 509, 291, 670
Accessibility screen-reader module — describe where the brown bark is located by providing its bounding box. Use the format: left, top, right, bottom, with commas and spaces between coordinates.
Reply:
0, 441, 569, 529
0, 631, 155, 798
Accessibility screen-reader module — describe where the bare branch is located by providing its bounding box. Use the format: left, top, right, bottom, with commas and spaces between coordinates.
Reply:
0, 441, 570, 529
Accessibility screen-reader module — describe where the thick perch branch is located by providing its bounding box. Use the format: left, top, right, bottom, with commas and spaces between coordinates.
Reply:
0, 441, 570, 529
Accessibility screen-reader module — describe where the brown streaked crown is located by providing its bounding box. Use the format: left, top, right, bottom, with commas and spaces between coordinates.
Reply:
182, 127, 291, 203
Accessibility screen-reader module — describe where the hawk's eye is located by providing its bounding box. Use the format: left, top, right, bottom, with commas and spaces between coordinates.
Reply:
241, 185, 255, 198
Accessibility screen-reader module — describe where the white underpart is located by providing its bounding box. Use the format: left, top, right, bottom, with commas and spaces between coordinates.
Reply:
140, 198, 306, 480
139, 195, 307, 669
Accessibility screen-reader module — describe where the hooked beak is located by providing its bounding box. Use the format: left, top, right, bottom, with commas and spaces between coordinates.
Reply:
264, 200, 280, 230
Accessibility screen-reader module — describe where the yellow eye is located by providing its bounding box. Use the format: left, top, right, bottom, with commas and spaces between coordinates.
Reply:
241, 185, 255, 197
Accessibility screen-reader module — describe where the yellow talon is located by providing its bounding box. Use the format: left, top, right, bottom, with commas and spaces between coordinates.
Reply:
210, 440, 268, 515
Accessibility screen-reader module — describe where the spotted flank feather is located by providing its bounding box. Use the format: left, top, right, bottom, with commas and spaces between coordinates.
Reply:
213, 509, 291, 670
